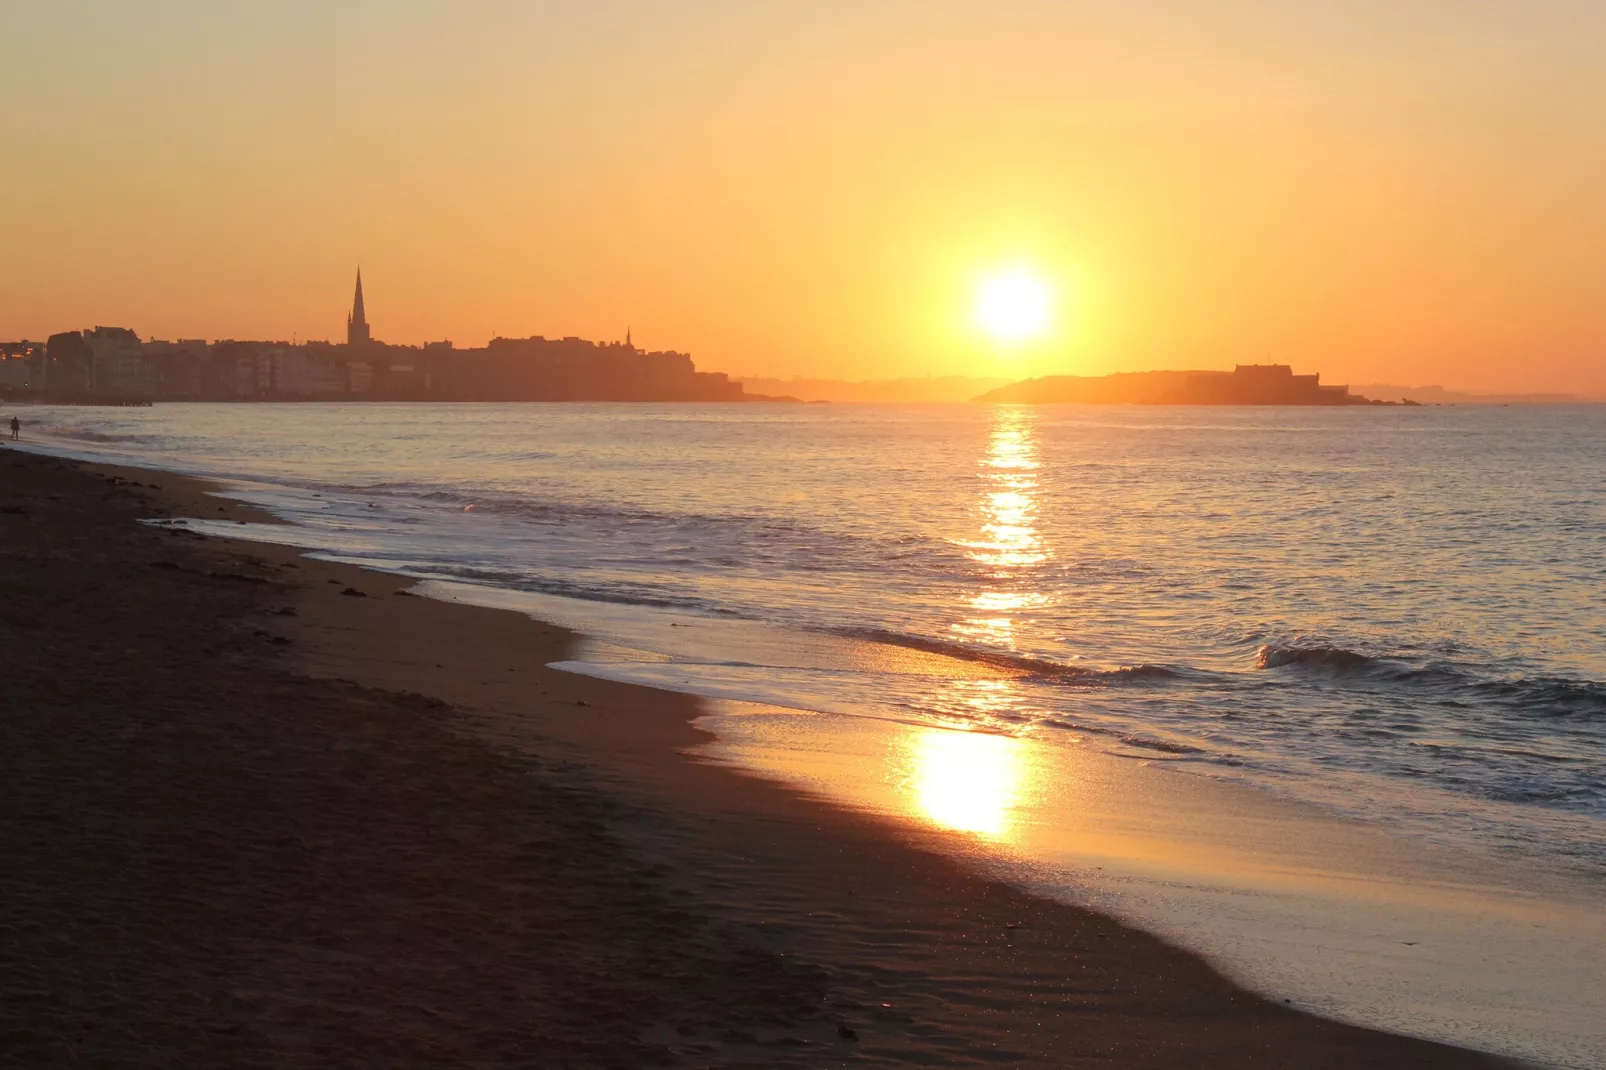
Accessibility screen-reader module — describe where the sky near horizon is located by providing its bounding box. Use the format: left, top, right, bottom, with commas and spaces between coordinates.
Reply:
3, 2, 1604, 392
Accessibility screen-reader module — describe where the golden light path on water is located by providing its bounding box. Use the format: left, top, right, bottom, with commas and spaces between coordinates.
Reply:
898, 406, 1052, 839
952, 406, 1050, 648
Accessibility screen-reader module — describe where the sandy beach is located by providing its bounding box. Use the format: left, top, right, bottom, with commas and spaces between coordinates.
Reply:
0, 445, 1518, 1068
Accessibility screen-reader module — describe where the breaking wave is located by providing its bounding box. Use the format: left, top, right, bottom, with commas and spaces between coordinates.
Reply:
1257, 644, 1606, 720
1257, 644, 1377, 671
40, 427, 155, 445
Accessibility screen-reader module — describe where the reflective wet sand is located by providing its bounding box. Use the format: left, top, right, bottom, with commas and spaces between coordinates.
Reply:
697, 703, 1606, 1068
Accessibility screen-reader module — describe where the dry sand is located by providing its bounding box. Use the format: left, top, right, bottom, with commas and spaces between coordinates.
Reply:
0, 446, 1515, 1067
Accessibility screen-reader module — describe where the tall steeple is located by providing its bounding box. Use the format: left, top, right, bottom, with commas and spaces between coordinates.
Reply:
346, 268, 371, 347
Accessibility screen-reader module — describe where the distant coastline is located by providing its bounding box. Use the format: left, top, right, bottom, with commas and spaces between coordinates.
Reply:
974, 364, 1403, 406
1348, 383, 1591, 405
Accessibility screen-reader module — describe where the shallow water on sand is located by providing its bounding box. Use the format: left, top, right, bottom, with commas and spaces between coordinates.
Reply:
14, 400, 1606, 1064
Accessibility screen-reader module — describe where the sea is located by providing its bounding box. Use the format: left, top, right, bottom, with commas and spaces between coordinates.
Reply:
12, 400, 1606, 1066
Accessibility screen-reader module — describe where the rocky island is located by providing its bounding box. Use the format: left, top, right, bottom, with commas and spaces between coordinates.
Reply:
974, 364, 1407, 405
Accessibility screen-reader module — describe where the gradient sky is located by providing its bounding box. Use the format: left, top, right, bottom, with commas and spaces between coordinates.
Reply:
3, 1, 1604, 391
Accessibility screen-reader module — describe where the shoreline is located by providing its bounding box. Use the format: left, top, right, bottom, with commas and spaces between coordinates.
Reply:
0, 443, 1529, 1066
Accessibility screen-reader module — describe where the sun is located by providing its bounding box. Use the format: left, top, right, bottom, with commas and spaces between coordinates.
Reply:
975, 270, 1052, 343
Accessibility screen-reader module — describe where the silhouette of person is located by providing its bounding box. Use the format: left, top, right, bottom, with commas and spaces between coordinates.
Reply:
8, 416, 17, 440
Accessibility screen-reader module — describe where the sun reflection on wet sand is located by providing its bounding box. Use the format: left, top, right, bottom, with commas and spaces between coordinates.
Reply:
900, 727, 1028, 838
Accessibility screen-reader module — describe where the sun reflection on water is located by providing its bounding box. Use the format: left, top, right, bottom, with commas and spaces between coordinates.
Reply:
955, 406, 1051, 650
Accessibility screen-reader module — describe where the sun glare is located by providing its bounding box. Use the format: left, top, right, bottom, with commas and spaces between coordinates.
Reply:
906, 727, 1025, 838
975, 270, 1051, 343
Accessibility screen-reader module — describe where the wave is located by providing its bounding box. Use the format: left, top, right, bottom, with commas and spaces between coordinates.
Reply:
311, 480, 786, 529
1257, 644, 1606, 718
1256, 643, 1479, 688
1471, 677, 1606, 717
400, 565, 749, 618
1115, 734, 1206, 755
1101, 663, 1191, 683
42, 427, 154, 445
833, 626, 1197, 686
1257, 644, 1378, 672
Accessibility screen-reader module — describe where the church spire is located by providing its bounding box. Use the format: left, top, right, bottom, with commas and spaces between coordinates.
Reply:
347, 268, 371, 346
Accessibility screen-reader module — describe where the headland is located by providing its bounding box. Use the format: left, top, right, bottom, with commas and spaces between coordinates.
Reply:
975, 363, 1410, 405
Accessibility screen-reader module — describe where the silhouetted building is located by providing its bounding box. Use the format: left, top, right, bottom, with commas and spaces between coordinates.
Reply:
272, 346, 348, 396
419, 334, 744, 401
0, 341, 45, 392
84, 327, 147, 395
347, 269, 371, 348
142, 339, 211, 397
45, 332, 94, 392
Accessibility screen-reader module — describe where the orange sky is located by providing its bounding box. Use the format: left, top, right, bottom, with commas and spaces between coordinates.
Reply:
3, 2, 1604, 393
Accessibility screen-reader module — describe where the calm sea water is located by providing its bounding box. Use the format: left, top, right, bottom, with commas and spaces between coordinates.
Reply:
18, 401, 1606, 873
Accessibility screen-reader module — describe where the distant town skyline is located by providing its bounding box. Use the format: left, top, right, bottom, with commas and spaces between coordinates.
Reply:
6, 265, 1599, 401
4, 3, 1606, 394
6, 267, 1598, 402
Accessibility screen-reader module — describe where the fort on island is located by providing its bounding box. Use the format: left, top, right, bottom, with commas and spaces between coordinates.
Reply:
974, 364, 1399, 405
0, 272, 747, 403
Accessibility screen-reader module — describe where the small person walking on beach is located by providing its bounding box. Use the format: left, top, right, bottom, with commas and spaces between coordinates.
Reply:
8, 416, 17, 440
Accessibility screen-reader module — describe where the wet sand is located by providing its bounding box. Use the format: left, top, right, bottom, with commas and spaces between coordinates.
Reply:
693, 701, 1605, 1067
0, 445, 1517, 1067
